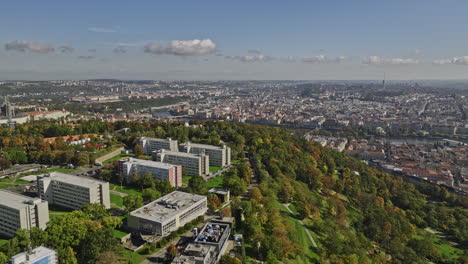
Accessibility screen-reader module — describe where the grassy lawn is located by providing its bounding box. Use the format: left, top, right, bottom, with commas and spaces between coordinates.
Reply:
0, 183, 12, 189
113, 229, 128, 239
0, 177, 14, 183
206, 174, 225, 188
0, 238, 9, 247
19, 168, 77, 178
182, 176, 192, 186
209, 166, 223, 173
48, 204, 73, 220
414, 228, 463, 260
104, 153, 131, 164
109, 183, 142, 196
111, 193, 124, 208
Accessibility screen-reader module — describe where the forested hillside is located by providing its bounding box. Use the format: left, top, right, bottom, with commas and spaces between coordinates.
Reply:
0, 120, 466, 263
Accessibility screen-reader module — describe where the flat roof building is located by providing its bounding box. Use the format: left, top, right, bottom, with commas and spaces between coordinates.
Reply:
0, 190, 49, 238
9, 246, 58, 264
127, 191, 207, 237
119, 158, 183, 187
180, 142, 231, 167
156, 149, 209, 176
37, 172, 110, 210
171, 220, 232, 264
138, 137, 179, 155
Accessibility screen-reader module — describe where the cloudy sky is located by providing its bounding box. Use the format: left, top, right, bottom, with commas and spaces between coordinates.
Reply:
1, 0, 468, 80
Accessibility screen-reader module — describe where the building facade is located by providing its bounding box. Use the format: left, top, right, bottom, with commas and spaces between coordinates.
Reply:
138, 137, 179, 155
119, 158, 183, 187
127, 191, 207, 237
180, 142, 231, 167
9, 246, 58, 264
37, 172, 110, 210
0, 190, 49, 238
156, 149, 209, 176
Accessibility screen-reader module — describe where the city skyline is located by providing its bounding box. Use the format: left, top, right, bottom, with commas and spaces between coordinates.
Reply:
1, 0, 468, 80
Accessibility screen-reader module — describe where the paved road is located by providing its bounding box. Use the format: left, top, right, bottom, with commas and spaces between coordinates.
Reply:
283, 203, 318, 248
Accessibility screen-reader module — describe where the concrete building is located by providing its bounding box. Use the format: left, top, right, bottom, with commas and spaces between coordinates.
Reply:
0, 190, 49, 238
180, 142, 231, 167
138, 137, 179, 155
127, 191, 207, 236
37, 172, 110, 210
119, 158, 183, 187
156, 149, 209, 176
171, 220, 232, 264
9, 246, 58, 264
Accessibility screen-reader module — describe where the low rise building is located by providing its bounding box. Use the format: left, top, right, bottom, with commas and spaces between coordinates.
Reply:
119, 158, 183, 187
9, 246, 58, 264
37, 172, 110, 210
127, 191, 207, 237
0, 190, 49, 238
138, 137, 179, 155
156, 149, 209, 176
180, 142, 231, 167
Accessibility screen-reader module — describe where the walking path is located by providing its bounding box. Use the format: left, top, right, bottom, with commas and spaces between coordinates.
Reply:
283, 203, 318, 248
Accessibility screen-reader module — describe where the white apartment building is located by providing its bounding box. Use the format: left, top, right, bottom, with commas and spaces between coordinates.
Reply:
37, 172, 110, 210
127, 191, 207, 236
9, 246, 58, 264
0, 190, 49, 238
119, 158, 183, 187
138, 137, 179, 155
180, 142, 231, 167
156, 149, 209, 176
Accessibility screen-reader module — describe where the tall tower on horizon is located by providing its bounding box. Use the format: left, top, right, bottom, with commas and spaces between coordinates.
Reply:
2, 97, 16, 129
382, 72, 386, 89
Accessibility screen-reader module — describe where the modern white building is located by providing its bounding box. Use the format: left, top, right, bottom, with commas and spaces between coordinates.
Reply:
180, 142, 231, 167
127, 191, 207, 236
138, 137, 179, 155
9, 246, 58, 264
156, 149, 209, 176
37, 172, 110, 210
0, 190, 49, 238
119, 158, 183, 187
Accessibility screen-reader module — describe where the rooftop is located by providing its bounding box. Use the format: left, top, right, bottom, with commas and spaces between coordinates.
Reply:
182, 142, 225, 150
10, 246, 56, 262
0, 190, 44, 210
159, 149, 205, 158
123, 158, 177, 169
39, 172, 107, 188
140, 137, 175, 142
130, 191, 206, 223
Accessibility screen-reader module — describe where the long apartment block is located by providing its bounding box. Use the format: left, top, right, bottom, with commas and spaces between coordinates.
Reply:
138, 137, 179, 155
37, 172, 110, 210
127, 191, 207, 237
156, 149, 209, 176
119, 158, 183, 187
180, 142, 231, 167
0, 190, 49, 238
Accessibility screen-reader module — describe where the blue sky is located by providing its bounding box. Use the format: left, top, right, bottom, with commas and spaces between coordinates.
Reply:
1, 0, 468, 80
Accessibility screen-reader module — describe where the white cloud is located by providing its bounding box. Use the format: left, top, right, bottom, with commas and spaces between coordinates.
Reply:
144, 39, 217, 56
5, 41, 55, 53
433, 56, 468, 65
302, 55, 346, 64
225, 55, 274, 62
88, 27, 117, 33
363, 56, 419, 65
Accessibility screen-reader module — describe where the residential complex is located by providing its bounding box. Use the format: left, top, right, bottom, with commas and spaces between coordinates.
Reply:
127, 191, 207, 236
138, 137, 179, 155
0, 190, 49, 238
119, 158, 183, 187
156, 149, 209, 176
9, 246, 58, 264
37, 172, 110, 210
180, 142, 231, 167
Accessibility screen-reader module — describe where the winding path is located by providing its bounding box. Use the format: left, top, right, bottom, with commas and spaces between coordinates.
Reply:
283, 203, 318, 248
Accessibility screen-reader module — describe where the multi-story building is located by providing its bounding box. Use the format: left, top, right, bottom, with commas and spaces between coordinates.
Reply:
156, 149, 209, 176
0, 190, 49, 238
180, 142, 231, 167
9, 246, 58, 264
37, 172, 110, 210
127, 191, 207, 236
138, 137, 179, 155
119, 158, 183, 187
